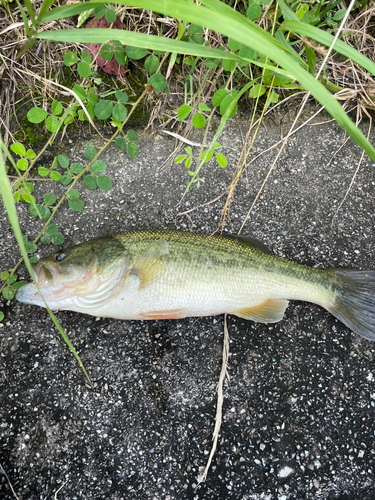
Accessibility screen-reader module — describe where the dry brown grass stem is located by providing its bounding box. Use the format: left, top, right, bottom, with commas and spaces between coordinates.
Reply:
0, 462, 20, 500
54, 479, 69, 499
157, 128, 203, 147
346, 3, 375, 54
197, 314, 230, 485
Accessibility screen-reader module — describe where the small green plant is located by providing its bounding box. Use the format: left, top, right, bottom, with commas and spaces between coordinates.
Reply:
1, 271, 28, 301
27, 193, 55, 220
0, 138, 92, 384
39, 223, 65, 245
93, 90, 129, 124
174, 84, 241, 187
25, 54, 140, 161
178, 102, 211, 128
64, 49, 93, 79
10, 142, 36, 172
175, 142, 227, 186
9, 141, 119, 230
1, 272, 18, 300
82, 146, 112, 191
92, 4, 117, 24
114, 129, 139, 158
27, 99, 65, 133
24, 41, 143, 147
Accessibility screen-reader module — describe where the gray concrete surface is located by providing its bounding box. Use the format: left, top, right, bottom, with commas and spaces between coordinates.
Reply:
1, 106, 375, 500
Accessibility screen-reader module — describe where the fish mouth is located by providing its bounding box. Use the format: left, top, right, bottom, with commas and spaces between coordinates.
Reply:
15, 282, 70, 310
16, 282, 43, 306
16, 279, 71, 310
16, 262, 68, 309
15, 262, 54, 306
32, 261, 57, 286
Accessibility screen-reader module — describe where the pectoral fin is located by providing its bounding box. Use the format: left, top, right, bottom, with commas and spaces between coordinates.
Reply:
234, 298, 289, 323
131, 239, 169, 288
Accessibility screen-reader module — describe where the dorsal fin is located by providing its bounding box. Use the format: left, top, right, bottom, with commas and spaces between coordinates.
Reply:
229, 234, 273, 255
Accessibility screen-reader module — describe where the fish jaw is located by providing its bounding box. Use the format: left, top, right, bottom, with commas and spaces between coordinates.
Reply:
16, 282, 74, 311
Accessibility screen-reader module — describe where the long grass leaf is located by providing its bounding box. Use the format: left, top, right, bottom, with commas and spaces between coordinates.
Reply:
37, 28, 238, 61
131, 0, 375, 160
40, 0, 298, 59
0, 149, 36, 284
37, 28, 294, 79
21, 0, 35, 24
15, 0, 31, 35
40, 1, 104, 21
37, 0, 57, 19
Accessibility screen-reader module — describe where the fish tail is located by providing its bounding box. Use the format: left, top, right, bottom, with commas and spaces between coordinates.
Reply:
326, 270, 375, 341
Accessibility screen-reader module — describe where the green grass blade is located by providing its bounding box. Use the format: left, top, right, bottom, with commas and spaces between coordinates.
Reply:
0, 147, 36, 284
185, 76, 260, 193
0, 140, 92, 386
3, 142, 43, 219
276, 0, 300, 22
43, 309, 92, 386
320, 0, 343, 18
15, 0, 31, 35
281, 20, 375, 77
40, 1, 104, 21
37, 28, 294, 79
21, 0, 35, 24
37, 0, 57, 19
40, 0, 298, 60
37, 28, 239, 61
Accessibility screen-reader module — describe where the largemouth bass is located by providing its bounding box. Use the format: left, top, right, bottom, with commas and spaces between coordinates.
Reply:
16, 230, 375, 340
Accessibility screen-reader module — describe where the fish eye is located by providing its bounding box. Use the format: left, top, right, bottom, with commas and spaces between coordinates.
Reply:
54, 251, 66, 262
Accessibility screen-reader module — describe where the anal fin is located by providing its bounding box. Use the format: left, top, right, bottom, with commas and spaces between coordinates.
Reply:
140, 309, 186, 320
234, 298, 289, 323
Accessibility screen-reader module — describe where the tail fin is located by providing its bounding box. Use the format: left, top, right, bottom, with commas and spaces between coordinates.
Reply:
326, 270, 375, 341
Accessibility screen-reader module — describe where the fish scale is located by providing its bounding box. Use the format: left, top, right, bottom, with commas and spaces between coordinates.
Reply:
115, 230, 330, 312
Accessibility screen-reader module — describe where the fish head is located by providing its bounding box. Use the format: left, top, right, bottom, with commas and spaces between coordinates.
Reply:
16, 236, 129, 311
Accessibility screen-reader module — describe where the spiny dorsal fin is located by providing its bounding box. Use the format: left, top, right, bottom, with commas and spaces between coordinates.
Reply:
131, 239, 169, 288
234, 298, 289, 323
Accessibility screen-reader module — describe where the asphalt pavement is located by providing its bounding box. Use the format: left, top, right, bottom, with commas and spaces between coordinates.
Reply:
1, 106, 375, 500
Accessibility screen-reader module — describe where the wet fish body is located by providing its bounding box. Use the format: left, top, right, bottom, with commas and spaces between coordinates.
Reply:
16, 230, 375, 340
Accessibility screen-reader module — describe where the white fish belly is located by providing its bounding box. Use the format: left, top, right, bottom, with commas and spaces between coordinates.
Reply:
92, 263, 330, 320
